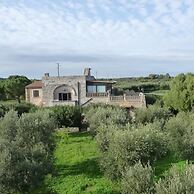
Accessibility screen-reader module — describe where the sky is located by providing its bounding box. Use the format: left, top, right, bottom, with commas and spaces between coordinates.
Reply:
0, 0, 194, 78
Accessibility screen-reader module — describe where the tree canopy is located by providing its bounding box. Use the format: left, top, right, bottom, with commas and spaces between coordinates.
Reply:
164, 73, 194, 112
0, 110, 56, 193
5, 76, 31, 102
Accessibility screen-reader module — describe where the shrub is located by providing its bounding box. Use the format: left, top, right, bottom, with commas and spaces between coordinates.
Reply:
100, 123, 169, 179
121, 162, 154, 194
0, 110, 56, 194
134, 105, 172, 125
145, 94, 161, 105
85, 104, 130, 136
50, 105, 82, 128
0, 84, 6, 100
0, 104, 8, 117
14, 102, 37, 115
0, 102, 35, 117
96, 123, 126, 153
165, 112, 194, 160
155, 163, 194, 194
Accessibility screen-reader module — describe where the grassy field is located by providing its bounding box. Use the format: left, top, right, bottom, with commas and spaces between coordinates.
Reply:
146, 89, 169, 96
35, 130, 188, 194
37, 131, 120, 194
114, 78, 171, 90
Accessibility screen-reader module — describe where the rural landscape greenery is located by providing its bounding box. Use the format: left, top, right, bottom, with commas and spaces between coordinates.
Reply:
0, 73, 194, 194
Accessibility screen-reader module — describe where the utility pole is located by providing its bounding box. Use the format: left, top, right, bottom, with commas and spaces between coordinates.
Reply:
57, 63, 60, 77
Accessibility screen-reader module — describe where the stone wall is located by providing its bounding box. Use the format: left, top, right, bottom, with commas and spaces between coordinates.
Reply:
42, 75, 90, 107
25, 88, 43, 106
83, 93, 146, 108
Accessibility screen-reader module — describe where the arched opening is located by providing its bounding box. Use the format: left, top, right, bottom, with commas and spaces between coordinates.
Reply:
53, 85, 76, 101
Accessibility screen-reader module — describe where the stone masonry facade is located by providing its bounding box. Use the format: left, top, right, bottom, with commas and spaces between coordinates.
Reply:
25, 68, 146, 108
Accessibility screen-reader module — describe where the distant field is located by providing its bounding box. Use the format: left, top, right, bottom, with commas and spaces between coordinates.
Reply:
146, 89, 169, 96
112, 77, 171, 95
36, 131, 120, 194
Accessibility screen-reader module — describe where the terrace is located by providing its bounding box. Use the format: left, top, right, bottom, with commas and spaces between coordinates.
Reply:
86, 80, 146, 108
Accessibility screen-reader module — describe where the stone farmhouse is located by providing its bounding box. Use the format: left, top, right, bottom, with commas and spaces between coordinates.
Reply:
25, 68, 146, 108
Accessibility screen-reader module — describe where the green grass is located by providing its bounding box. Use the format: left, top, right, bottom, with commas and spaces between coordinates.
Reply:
35, 130, 189, 194
153, 156, 186, 179
114, 78, 171, 90
37, 131, 120, 194
146, 90, 169, 96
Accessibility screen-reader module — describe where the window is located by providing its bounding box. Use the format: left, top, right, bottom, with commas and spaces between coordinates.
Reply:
33, 90, 39, 97
87, 85, 97, 93
87, 85, 106, 93
97, 85, 106, 93
59, 93, 71, 101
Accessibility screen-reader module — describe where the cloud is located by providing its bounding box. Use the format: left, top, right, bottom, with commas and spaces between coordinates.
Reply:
0, 0, 194, 77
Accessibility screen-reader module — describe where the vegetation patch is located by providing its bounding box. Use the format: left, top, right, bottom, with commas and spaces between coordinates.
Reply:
37, 131, 120, 194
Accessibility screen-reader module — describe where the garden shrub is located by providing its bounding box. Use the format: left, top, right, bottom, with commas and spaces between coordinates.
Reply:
165, 112, 194, 160
100, 123, 169, 180
121, 162, 154, 194
155, 163, 194, 194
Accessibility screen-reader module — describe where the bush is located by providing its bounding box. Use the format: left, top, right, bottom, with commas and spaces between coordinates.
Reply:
100, 123, 169, 179
96, 123, 126, 153
145, 94, 162, 105
121, 162, 154, 194
0, 101, 35, 117
0, 84, 6, 100
135, 105, 172, 125
165, 112, 194, 160
50, 105, 82, 128
0, 104, 8, 117
0, 110, 56, 194
155, 163, 194, 194
85, 104, 130, 136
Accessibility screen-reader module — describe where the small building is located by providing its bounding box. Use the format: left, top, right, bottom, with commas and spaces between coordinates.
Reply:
25, 68, 146, 108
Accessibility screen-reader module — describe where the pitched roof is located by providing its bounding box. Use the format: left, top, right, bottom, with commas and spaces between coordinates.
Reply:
25, 81, 43, 89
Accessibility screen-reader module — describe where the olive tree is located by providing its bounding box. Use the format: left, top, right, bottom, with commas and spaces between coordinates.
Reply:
0, 110, 56, 194
100, 123, 169, 180
121, 162, 154, 194
165, 112, 194, 160
155, 163, 194, 194
85, 104, 130, 136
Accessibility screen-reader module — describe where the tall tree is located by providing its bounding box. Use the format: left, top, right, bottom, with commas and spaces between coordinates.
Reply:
5, 76, 31, 103
164, 73, 194, 112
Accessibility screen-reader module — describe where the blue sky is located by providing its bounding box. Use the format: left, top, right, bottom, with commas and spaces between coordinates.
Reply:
0, 0, 194, 78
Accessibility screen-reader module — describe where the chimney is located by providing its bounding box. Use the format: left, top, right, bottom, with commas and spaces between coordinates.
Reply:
44, 73, 50, 77
84, 68, 91, 76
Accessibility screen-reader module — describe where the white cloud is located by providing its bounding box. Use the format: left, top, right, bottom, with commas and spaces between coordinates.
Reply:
0, 0, 194, 77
